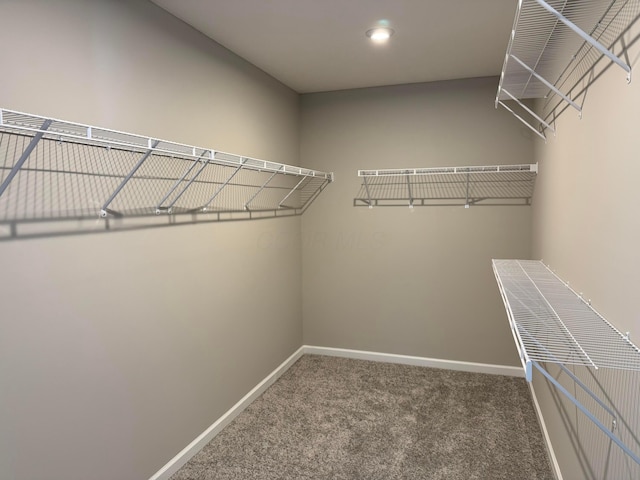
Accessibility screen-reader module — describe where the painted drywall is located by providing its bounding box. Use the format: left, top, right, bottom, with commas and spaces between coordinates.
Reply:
531, 23, 640, 480
300, 77, 534, 366
0, 1, 302, 479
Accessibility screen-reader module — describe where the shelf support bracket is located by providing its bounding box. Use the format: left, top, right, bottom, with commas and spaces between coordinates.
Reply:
509, 55, 582, 112
533, 0, 632, 82
533, 361, 640, 465
200, 158, 247, 212
498, 101, 547, 141
465, 171, 470, 208
278, 172, 310, 208
245, 166, 283, 211
100, 140, 160, 217
157, 152, 211, 214
0, 119, 52, 199
406, 173, 414, 208
363, 176, 373, 207
501, 89, 556, 134
155, 151, 210, 214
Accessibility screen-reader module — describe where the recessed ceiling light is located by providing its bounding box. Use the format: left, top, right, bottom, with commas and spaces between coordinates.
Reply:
366, 27, 394, 43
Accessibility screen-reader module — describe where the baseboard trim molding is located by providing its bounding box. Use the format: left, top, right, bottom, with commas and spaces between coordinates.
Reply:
149, 345, 305, 480
528, 382, 564, 480
303, 345, 524, 377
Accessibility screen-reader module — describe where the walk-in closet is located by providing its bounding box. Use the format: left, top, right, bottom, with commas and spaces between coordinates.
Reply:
1, 1, 639, 479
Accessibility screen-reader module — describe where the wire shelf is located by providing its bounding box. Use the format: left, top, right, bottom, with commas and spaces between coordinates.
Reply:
493, 259, 640, 466
0, 108, 333, 230
354, 164, 537, 207
493, 259, 640, 377
496, 0, 640, 140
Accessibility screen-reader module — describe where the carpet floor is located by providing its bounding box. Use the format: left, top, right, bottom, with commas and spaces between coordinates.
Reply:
171, 355, 554, 480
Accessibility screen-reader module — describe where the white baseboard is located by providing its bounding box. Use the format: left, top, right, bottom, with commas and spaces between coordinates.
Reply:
149, 344, 523, 479
528, 382, 564, 480
303, 345, 524, 377
149, 345, 305, 480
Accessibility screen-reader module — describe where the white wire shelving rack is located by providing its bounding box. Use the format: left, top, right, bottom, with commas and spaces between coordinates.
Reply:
493, 259, 640, 466
0, 108, 333, 238
355, 163, 537, 208
496, 0, 640, 141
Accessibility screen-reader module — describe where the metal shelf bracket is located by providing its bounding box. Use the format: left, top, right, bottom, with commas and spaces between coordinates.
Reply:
100, 140, 160, 218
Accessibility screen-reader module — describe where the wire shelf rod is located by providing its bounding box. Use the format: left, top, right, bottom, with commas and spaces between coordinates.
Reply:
199, 161, 246, 212
518, 324, 618, 421
498, 101, 547, 141
244, 166, 282, 210
160, 153, 211, 214
362, 176, 372, 206
100, 141, 159, 217
501, 89, 556, 133
510, 54, 582, 111
278, 172, 310, 208
155, 151, 209, 212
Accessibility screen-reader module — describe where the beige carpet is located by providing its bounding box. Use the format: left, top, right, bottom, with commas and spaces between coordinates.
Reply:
171, 354, 554, 480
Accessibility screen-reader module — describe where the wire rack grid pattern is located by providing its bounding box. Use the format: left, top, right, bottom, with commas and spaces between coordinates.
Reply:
493, 259, 640, 374
354, 164, 537, 207
496, 0, 640, 140
0, 109, 333, 224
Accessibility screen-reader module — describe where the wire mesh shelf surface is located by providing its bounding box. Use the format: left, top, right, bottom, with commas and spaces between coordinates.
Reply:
496, 0, 640, 140
0, 108, 333, 229
354, 164, 537, 207
493, 259, 640, 376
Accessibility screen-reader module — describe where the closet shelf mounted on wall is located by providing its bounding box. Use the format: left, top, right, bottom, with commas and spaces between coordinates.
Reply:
496, 0, 640, 140
354, 163, 537, 208
492, 259, 640, 465
0, 108, 333, 237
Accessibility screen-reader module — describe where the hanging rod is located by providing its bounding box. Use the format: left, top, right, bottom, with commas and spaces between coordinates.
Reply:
0, 108, 333, 229
492, 259, 640, 466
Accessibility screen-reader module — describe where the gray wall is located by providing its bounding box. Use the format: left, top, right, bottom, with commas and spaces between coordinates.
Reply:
300, 77, 534, 365
0, 1, 302, 479
531, 25, 640, 480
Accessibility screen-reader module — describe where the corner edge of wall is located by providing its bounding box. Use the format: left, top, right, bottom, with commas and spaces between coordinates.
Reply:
148, 345, 306, 480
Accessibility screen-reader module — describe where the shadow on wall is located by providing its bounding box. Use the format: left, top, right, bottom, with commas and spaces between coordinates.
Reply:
545, 365, 640, 479
540, 25, 640, 130
0, 210, 304, 242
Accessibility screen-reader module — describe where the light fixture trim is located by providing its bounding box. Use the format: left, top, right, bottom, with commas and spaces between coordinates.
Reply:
366, 27, 395, 43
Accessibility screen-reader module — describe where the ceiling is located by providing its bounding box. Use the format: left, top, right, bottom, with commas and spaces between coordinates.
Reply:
150, 0, 517, 94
